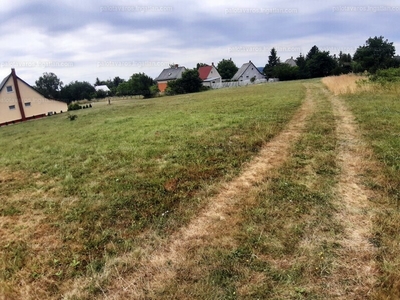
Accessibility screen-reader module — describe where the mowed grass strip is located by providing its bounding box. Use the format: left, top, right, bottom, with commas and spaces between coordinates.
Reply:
154, 82, 342, 299
342, 87, 400, 299
0, 82, 305, 298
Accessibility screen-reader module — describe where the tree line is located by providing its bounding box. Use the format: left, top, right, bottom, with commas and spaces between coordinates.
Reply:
34, 36, 399, 102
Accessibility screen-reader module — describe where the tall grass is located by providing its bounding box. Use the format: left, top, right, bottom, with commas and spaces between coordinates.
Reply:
0, 81, 305, 298
321, 73, 372, 95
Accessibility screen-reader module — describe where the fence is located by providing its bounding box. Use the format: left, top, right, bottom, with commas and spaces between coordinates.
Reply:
210, 78, 269, 89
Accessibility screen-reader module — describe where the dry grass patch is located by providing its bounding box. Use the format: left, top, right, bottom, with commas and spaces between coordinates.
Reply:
322, 74, 372, 95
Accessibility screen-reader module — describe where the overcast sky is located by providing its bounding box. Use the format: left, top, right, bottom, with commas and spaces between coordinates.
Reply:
0, 0, 399, 85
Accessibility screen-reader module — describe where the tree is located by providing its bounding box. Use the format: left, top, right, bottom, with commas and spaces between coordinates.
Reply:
179, 69, 203, 93
295, 53, 309, 79
149, 84, 160, 97
60, 81, 95, 103
306, 45, 320, 60
115, 73, 156, 98
333, 52, 353, 75
95, 89, 108, 99
217, 58, 238, 80
130, 73, 155, 98
263, 48, 280, 78
113, 76, 124, 88
165, 80, 185, 95
353, 36, 397, 73
116, 81, 133, 96
34, 72, 63, 99
166, 69, 202, 95
273, 64, 298, 81
306, 51, 337, 78
196, 63, 209, 69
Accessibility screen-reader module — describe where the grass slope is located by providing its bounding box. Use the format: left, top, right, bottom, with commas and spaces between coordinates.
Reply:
342, 87, 400, 299
0, 82, 305, 298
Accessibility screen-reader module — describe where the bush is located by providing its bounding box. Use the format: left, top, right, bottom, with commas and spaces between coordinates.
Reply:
68, 103, 82, 111
369, 67, 400, 84
68, 114, 78, 121
95, 89, 108, 99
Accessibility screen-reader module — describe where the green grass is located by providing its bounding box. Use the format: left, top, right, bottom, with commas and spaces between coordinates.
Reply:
234, 83, 340, 298
153, 81, 342, 299
342, 87, 400, 299
0, 82, 305, 297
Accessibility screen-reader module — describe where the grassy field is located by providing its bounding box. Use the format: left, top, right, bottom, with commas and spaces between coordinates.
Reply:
0, 82, 305, 298
338, 81, 400, 299
154, 82, 341, 299
2, 75, 400, 299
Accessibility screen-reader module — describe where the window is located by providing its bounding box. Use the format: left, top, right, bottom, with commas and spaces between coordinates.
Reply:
24, 102, 31, 107
9, 105, 16, 110
6, 86, 13, 92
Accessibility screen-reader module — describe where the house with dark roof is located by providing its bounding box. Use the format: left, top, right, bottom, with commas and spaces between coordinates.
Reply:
198, 63, 222, 87
284, 57, 297, 67
231, 60, 265, 82
154, 64, 186, 92
0, 69, 67, 126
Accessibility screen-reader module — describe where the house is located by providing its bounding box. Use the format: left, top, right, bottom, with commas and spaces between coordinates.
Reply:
154, 64, 186, 92
231, 60, 266, 82
198, 63, 222, 87
284, 57, 297, 67
0, 68, 67, 126
95, 85, 110, 93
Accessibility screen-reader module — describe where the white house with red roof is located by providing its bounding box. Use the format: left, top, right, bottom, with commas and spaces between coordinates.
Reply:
198, 63, 222, 87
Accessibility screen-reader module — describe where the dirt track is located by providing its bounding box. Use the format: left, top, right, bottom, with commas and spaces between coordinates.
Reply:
326, 88, 377, 299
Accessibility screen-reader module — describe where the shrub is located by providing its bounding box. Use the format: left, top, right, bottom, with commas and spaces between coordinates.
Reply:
68, 103, 81, 111
68, 114, 78, 121
369, 67, 400, 85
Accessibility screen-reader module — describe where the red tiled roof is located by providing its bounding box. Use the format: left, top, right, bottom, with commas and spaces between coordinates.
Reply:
198, 65, 212, 80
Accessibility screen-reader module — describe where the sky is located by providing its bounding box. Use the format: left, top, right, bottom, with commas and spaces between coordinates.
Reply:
0, 0, 399, 85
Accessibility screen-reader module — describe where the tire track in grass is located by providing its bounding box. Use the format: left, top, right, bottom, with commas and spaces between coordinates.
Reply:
325, 88, 378, 299
70, 88, 314, 299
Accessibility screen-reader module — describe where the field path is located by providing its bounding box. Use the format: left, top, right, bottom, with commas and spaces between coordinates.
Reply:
324, 88, 378, 298
82, 87, 315, 299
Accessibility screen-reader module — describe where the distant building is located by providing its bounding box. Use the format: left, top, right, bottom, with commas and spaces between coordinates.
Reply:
0, 69, 67, 126
231, 60, 265, 82
155, 64, 186, 92
95, 85, 110, 93
198, 63, 222, 87
284, 57, 297, 67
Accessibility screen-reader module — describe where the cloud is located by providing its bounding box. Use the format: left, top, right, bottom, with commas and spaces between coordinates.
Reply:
0, 0, 398, 85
